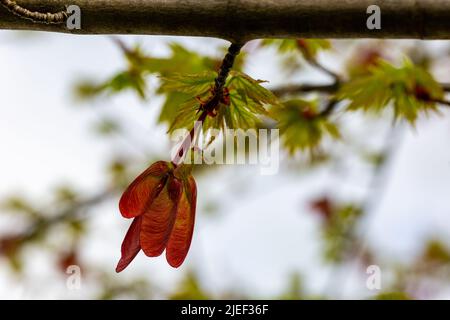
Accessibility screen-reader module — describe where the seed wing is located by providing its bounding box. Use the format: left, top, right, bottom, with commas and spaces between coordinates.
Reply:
119, 161, 170, 218
116, 216, 142, 273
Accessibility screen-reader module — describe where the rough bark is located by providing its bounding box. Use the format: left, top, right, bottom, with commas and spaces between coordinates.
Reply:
0, 0, 449, 41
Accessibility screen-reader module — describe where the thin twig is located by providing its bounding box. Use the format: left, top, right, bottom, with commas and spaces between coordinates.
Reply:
319, 99, 339, 117
340, 123, 406, 297
434, 99, 450, 107
271, 83, 339, 97
442, 83, 450, 92
1, 188, 115, 252
308, 59, 341, 83
272, 82, 450, 98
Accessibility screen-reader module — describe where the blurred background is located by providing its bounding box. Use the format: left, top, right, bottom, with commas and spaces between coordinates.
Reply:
0, 32, 449, 299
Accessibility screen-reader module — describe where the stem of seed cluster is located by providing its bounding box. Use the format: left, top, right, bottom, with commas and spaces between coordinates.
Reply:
171, 42, 244, 166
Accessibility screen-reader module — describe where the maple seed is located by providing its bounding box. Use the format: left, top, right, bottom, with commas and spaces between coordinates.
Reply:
116, 161, 197, 271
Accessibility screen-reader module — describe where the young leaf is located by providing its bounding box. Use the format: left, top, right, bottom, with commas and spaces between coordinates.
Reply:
227, 71, 280, 107
261, 39, 331, 60
338, 59, 444, 124
271, 99, 340, 153
159, 71, 217, 96
74, 42, 222, 107
167, 71, 279, 132
168, 98, 202, 133
75, 69, 147, 100
223, 94, 264, 129
136, 43, 220, 76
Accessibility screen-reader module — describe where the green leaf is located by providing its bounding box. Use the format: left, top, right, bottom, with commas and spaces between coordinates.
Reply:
422, 240, 450, 264
227, 71, 279, 108
74, 42, 222, 107
375, 292, 412, 300
261, 39, 331, 59
337, 59, 444, 124
167, 98, 201, 133
158, 92, 192, 124
74, 69, 147, 100
167, 71, 278, 132
322, 203, 363, 262
108, 71, 147, 99
223, 94, 263, 129
159, 71, 217, 96
136, 43, 220, 76
93, 118, 121, 136
271, 99, 340, 153
142, 43, 224, 125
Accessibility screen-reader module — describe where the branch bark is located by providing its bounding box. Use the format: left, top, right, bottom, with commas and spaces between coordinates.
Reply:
1, 0, 450, 41
271, 83, 339, 97
272, 82, 450, 97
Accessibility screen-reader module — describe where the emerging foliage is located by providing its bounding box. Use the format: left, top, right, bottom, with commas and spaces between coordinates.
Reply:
261, 39, 331, 60
76, 69, 147, 100
338, 59, 444, 124
167, 70, 279, 132
271, 99, 340, 154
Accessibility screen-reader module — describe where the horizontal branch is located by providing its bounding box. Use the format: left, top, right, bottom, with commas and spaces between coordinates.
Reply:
1, 0, 450, 41
271, 81, 450, 112
272, 81, 450, 97
443, 83, 450, 92
271, 83, 340, 97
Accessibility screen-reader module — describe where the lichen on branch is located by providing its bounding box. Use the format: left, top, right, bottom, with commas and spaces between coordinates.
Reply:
0, 0, 67, 24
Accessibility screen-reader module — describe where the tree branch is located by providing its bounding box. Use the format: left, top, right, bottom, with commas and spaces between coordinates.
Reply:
307, 59, 341, 83
434, 99, 450, 107
0, 0, 450, 40
271, 83, 339, 97
442, 83, 450, 92
272, 81, 450, 97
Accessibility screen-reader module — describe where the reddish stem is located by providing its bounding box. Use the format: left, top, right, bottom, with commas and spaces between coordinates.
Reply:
171, 110, 208, 166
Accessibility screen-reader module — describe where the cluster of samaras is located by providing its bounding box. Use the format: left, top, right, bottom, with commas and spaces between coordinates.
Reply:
116, 161, 196, 271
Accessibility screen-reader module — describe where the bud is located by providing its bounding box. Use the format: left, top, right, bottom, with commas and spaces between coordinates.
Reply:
414, 84, 432, 102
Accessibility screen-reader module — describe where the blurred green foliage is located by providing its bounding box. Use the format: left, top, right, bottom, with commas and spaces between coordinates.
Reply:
338, 59, 444, 124
1, 36, 449, 300
271, 99, 340, 154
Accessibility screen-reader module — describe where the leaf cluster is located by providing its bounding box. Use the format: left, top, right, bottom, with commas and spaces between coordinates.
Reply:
338, 59, 444, 124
